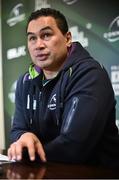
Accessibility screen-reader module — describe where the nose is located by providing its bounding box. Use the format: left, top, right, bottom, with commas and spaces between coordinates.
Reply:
35, 38, 45, 50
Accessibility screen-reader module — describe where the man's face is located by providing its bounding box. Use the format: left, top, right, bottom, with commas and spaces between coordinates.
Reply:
27, 16, 72, 72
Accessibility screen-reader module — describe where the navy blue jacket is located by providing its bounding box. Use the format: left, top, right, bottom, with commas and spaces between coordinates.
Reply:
11, 42, 119, 167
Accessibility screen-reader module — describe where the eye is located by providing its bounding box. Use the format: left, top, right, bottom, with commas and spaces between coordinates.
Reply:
41, 32, 52, 40
28, 36, 36, 42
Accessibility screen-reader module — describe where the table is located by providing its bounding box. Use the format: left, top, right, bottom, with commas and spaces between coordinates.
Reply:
0, 160, 119, 179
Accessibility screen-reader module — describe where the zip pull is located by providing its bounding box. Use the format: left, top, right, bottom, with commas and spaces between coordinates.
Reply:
27, 94, 30, 109
56, 115, 59, 126
33, 95, 36, 110
39, 91, 42, 100
63, 96, 79, 133
30, 118, 32, 125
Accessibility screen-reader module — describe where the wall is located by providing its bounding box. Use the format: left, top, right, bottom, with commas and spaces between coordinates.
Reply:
0, 0, 5, 149
1, 0, 119, 148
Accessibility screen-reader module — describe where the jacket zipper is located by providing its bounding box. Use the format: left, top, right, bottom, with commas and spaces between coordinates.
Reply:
63, 96, 79, 133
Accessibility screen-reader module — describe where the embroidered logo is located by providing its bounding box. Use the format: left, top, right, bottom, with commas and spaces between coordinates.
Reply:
48, 94, 56, 110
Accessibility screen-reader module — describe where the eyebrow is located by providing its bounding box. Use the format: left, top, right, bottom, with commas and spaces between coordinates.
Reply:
27, 26, 53, 36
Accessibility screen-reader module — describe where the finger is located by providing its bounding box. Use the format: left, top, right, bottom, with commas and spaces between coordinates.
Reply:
8, 143, 17, 160
15, 142, 23, 161
27, 143, 36, 161
7, 148, 12, 160
36, 142, 46, 162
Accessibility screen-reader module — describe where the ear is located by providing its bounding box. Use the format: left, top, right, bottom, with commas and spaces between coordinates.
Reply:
65, 31, 72, 47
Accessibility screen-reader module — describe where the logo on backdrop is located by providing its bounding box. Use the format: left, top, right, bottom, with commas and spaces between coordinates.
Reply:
111, 65, 119, 96
62, 0, 78, 5
103, 16, 119, 42
7, 3, 25, 27
35, 0, 51, 10
69, 26, 89, 47
7, 45, 26, 60
8, 80, 17, 103
116, 120, 119, 130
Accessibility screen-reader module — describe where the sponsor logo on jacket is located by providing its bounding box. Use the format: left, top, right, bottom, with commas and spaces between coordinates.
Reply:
48, 94, 56, 110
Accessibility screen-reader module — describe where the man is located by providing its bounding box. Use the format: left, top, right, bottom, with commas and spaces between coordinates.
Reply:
8, 8, 119, 167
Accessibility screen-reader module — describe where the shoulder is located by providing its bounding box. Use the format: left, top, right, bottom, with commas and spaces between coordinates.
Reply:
71, 58, 104, 77
16, 72, 32, 90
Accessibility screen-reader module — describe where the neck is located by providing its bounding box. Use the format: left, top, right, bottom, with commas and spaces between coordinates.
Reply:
43, 70, 59, 79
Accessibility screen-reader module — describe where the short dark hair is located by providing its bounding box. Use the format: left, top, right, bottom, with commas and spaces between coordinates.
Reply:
26, 8, 68, 35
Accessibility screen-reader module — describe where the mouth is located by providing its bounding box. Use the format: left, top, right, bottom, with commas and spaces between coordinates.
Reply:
35, 54, 49, 61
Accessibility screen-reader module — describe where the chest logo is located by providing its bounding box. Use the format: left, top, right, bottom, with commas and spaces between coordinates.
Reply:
48, 94, 56, 110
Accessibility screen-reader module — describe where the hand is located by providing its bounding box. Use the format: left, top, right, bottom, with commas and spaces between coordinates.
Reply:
7, 132, 46, 162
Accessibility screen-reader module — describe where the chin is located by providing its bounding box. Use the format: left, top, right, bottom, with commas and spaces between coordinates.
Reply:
38, 62, 52, 68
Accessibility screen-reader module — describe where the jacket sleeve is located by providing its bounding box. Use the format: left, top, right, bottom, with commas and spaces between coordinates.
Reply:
10, 75, 29, 143
44, 62, 116, 163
